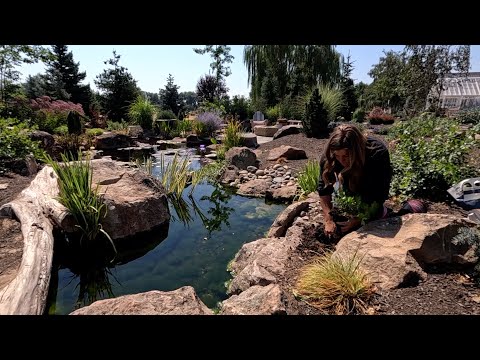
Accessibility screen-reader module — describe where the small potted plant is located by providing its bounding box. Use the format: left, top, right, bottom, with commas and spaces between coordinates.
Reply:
332, 189, 382, 227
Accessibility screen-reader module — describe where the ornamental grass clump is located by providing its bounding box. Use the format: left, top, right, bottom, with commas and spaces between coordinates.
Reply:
128, 96, 156, 130
223, 120, 243, 150
295, 250, 374, 315
297, 160, 320, 197
43, 152, 116, 255
157, 152, 191, 196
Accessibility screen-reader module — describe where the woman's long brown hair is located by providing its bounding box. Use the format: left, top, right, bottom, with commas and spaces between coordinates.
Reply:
321, 124, 367, 192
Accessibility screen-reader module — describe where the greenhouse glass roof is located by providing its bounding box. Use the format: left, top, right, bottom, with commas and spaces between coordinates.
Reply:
440, 72, 480, 97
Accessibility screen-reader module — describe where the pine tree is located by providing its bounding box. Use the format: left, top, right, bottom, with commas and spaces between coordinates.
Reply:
159, 74, 181, 115
339, 54, 358, 121
44, 45, 92, 114
94, 51, 140, 122
303, 88, 328, 138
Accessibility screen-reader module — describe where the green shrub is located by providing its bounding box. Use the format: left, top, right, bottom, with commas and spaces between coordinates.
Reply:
1, 94, 34, 120
352, 108, 366, 123
85, 128, 104, 136
192, 121, 205, 137
388, 116, 478, 200
452, 226, 480, 284
106, 120, 129, 132
333, 189, 381, 225
216, 144, 226, 161
67, 111, 83, 135
456, 107, 480, 125
155, 121, 173, 139
54, 125, 68, 135
54, 134, 82, 155
278, 96, 304, 120
0, 118, 44, 165
157, 109, 177, 120
317, 84, 345, 122
176, 119, 192, 137
32, 109, 66, 133
265, 105, 280, 124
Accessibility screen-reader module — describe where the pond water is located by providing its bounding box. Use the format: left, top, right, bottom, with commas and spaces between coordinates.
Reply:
45, 149, 287, 315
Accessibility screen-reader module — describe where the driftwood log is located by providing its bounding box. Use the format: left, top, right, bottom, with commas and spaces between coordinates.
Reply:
0, 159, 171, 314
0, 166, 64, 314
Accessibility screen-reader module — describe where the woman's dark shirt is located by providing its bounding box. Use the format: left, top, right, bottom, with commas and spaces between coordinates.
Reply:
317, 137, 392, 205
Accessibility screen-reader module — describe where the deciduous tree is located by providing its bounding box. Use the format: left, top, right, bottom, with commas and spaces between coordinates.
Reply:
193, 45, 234, 84
367, 50, 406, 112
195, 74, 228, 104
401, 45, 470, 115
0, 45, 52, 102
243, 45, 341, 103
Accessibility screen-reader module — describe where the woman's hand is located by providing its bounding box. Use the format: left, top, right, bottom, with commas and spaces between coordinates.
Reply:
324, 219, 337, 237
336, 217, 361, 234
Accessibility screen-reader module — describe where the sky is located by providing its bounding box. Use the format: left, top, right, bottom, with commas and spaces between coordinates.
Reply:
18, 45, 480, 98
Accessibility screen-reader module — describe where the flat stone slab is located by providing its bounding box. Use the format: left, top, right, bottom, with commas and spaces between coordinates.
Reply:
254, 126, 281, 137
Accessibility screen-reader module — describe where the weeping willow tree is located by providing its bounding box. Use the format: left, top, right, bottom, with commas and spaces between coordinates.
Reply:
243, 45, 342, 105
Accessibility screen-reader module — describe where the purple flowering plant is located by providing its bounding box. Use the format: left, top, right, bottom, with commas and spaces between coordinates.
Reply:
196, 110, 223, 137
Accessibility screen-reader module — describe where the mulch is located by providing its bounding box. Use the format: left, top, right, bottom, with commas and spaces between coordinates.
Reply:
255, 133, 330, 176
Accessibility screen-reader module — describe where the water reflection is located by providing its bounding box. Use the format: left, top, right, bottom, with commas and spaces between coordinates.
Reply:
169, 186, 235, 236
194, 187, 234, 234
46, 223, 169, 313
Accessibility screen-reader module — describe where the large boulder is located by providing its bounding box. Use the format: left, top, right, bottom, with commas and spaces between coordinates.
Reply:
91, 158, 170, 240
273, 125, 302, 140
70, 287, 213, 315
30, 130, 55, 150
236, 179, 268, 197
3, 155, 38, 176
220, 284, 286, 315
254, 125, 280, 137
334, 213, 475, 290
225, 147, 257, 170
267, 145, 307, 161
267, 199, 311, 237
94, 132, 133, 150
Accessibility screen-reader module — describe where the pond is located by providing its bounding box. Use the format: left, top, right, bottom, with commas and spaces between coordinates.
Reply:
45, 149, 287, 315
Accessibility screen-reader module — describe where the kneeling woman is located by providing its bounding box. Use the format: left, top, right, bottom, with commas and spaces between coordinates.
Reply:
317, 124, 392, 237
